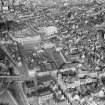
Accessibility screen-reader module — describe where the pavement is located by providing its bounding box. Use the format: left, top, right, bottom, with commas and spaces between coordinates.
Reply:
0, 91, 17, 105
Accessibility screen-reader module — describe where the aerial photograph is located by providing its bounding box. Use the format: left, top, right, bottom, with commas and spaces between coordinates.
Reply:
0, 0, 105, 105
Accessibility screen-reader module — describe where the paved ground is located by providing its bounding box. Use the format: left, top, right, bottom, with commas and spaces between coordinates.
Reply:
0, 91, 17, 105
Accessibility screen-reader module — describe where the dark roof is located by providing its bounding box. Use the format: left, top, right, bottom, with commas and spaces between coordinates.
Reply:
37, 86, 52, 96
